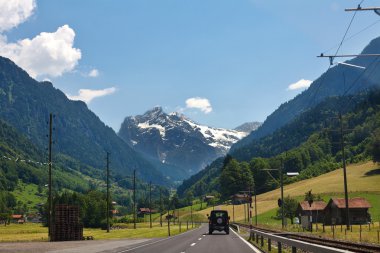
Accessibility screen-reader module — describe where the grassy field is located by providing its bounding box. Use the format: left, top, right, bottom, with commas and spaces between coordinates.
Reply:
0, 222, 199, 242
191, 161, 380, 244
194, 162, 380, 222
12, 182, 45, 212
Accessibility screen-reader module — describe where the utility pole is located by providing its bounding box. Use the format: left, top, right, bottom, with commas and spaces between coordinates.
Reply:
254, 186, 258, 226
339, 113, 350, 230
232, 202, 235, 222
190, 201, 193, 226
149, 181, 152, 229
106, 152, 110, 233
159, 188, 163, 227
280, 158, 285, 229
133, 169, 136, 229
249, 186, 253, 229
48, 113, 53, 241
167, 210, 171, 236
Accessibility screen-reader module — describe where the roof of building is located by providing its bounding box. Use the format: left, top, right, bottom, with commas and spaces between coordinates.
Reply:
232, 193, 250, 198
138, 208, 158, 213
299, 201, 327, 211
330, 197, 371, 209
11, 214, 23, 219
139, 208, 151, 212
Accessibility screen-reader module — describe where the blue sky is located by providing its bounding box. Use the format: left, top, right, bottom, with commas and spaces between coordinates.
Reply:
1, 0, 379, 131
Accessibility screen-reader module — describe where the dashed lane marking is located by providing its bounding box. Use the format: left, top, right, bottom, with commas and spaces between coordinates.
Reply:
116, 225, 203, 253
190, 243, 196, 247
198, 238, 202, 241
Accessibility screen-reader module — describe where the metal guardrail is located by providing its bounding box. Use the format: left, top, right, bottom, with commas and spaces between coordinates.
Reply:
249, 228, 352, 253
229, 223, 240, 233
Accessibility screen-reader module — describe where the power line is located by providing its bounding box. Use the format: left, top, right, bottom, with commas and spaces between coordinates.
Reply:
322, 19, 380, 54
308, 1, 365, 110
339, 56, 380, 113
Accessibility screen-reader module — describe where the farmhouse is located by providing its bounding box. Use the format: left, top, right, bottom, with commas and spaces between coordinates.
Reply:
323, 197, 371, 225
296, 201, 327, 223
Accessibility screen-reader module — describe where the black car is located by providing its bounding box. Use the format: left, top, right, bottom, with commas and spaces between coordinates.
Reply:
207, 210, 230, 235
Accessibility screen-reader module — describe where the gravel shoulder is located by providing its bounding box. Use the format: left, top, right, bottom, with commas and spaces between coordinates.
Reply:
0, 238, 152, 253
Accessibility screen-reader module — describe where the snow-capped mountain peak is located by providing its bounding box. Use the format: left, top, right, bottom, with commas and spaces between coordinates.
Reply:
118, 108, 251, 176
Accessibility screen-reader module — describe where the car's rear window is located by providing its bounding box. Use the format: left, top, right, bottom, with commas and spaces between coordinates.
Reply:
211, 212, 227, 218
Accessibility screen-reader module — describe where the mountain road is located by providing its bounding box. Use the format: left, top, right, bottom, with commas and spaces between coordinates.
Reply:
108, 225, 261, 253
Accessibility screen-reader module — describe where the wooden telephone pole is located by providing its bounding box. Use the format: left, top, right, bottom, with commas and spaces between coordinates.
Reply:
48, 113, 53, 241
106, 152, 110, 233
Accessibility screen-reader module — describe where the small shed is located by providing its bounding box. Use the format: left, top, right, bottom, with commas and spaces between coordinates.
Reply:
137, 208, 157, 217
296, 201, 327, 223
231, 194, 251, 205
11, 214, 25, 224
204, 195, 215, 201
324, 197, 371, 225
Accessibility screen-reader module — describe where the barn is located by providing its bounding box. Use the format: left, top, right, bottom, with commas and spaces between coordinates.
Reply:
323, 197, 371, 225
296, 201, 327, 223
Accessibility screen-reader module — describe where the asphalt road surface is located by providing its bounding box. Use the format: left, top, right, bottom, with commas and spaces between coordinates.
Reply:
0, 225, 261, 253
109, 225, 261, 253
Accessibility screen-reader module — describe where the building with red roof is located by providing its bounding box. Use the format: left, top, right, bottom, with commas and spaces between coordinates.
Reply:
296, 201, 327, 223
323, 197, 371, 225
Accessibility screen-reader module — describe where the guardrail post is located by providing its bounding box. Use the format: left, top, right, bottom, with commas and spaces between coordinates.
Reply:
260, 235, 264, 247
277, 242, 282, 253
360, 225, 362, 242
377, 230, 379, 243
292, 246, 296, 253
179, 222, 181, 232
268, 238, 271, 251
256, 233, 259, 243
187, 221, 188, 230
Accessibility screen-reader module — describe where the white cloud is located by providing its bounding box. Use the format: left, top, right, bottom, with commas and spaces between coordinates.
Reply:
0, 25, 81, 78
287, 79, 313, 91
88, 69, 99, 77
67, 87, 116, 104
0, 0, 36, 32
185, 97, 213, 114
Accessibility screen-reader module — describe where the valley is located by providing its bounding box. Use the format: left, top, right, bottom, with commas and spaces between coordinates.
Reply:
0, 1, 380, 252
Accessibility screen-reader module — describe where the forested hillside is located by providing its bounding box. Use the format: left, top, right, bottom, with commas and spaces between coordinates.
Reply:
0, 56, 168, 185
0, 119, 171, 215
178, 90, 380, 198
232, 36, 380, 151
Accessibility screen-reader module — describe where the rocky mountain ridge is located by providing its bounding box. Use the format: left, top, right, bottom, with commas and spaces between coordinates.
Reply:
118, 107, 251, 178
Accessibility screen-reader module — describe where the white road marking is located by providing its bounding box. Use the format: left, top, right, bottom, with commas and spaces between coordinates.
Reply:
230, 228, 262, 253
116, 226, 202, 253
202, 235, 206, 237
198, 238, 202, 241
190, 243, 196, 246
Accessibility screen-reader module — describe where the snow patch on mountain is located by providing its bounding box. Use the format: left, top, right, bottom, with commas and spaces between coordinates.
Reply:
137, 122, 166, 138
183, 118, 247, 150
